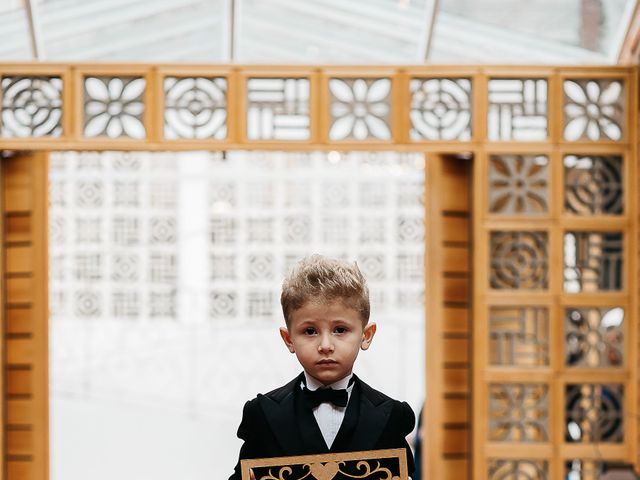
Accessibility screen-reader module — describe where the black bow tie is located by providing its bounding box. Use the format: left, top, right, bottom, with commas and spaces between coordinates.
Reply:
302, 387, 349, 408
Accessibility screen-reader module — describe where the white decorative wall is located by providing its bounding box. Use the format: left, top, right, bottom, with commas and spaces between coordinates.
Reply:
49, 150, 426, 480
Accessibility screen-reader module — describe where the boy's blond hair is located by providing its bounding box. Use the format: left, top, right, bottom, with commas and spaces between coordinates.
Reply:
281, 255, 370, 326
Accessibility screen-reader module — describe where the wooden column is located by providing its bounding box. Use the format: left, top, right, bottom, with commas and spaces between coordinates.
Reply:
1, 151, 49, 480
424, 154, 472, 480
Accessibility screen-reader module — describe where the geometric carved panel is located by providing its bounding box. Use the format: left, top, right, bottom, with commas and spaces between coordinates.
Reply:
84, 76, 146, 139
565, 384, 624, 443
409, 78, 471, 140
489, 307, 549, 366
564, 79, 625, 141
488, 460, 548, 480
490, 231, 548, 289
164, 77, 227, 140
564, 231, 623, 292
329, 78, 391, 140
564, 155, 623, 215
1, 76, 63, 137
488, 79, 548, 141
489, 384, 549, 442
565, 460, 604, 480
247, 78, 309, 140
565, 307, 624, 367
488, 155, 549, 214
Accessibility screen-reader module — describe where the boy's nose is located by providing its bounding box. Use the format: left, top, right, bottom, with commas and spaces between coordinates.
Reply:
318, 334, 334, 352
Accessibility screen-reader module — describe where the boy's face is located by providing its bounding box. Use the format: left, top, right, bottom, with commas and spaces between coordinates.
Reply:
279, 299, 376, 386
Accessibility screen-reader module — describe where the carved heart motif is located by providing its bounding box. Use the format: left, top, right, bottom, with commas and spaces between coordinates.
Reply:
309, 462, 339, 480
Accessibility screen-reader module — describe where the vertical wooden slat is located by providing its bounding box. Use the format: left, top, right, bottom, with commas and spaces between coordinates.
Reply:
2, 152, 49, 480
425, 154, 472, 480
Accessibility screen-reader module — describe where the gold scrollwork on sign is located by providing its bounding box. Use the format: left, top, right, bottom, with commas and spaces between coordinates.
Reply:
241, 449, 407, 480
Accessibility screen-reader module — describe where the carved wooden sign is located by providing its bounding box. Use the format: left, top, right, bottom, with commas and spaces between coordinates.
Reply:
240, 448, 408, 480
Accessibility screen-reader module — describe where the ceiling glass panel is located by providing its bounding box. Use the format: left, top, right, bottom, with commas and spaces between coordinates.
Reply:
236, 0, 429, 63
431, 0, 631, 63
0, 1, 32, 60
35, 0, 227, 61
0, 0, 633, 64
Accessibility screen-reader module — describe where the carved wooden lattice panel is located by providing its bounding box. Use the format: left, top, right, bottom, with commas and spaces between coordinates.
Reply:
0, 64, 636, 480
477, 71, 636, 480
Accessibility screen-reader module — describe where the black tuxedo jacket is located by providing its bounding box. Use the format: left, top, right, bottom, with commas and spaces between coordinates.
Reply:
229, 373, 415, 480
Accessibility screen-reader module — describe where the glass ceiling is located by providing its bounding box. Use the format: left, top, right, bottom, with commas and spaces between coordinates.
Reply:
0, 0, 634, 64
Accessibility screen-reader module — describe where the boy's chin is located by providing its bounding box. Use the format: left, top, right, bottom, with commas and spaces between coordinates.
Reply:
307, 369, 350, 386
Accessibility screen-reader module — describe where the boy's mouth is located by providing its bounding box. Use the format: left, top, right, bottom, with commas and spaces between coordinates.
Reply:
317, 359, 337, 365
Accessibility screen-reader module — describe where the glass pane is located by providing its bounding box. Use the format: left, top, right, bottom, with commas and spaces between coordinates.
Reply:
488, 384, 549, 442
565, 384, 624, 443
489, 307, 549, 366
433, 0, 632, 63
564, 155, 623, 215
490, 231, 548, 289
564, 231, 623, 292
236, 0, 428, 63
0, 2, 32, 60
565, 307, 624, 368
36, 0, 228, 62
488, 155, 549, 215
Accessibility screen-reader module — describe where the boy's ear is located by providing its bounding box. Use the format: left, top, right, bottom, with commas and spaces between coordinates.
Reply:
360, 322, 376, 351
279, 327, 296, 353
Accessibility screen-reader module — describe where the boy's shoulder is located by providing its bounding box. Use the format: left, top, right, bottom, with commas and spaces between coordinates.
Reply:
259, 374, 304, 403
355, 376, 396, 405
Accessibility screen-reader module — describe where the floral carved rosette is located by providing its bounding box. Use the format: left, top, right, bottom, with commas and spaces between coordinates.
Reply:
564, 79, 624, 141
329, 78, 391, 140
84, 76, 146, 139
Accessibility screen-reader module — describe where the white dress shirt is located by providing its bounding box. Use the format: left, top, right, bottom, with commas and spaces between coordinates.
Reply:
302, 371, 354, 448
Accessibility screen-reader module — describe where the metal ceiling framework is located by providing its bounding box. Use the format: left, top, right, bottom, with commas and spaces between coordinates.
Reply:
419, 0, 440, 61
1, 0, 634, 64
24, 0, 42, 60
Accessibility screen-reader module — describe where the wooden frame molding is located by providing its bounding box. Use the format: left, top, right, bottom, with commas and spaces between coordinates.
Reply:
0, 63, 637, 480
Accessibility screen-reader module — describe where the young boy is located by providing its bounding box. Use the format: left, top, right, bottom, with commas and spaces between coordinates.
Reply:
229, 255, 416, 479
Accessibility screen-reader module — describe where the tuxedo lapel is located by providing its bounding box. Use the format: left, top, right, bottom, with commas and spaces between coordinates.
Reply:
344, 376, 394, 451
258, 375, 301, 455
258, 373, 328, 455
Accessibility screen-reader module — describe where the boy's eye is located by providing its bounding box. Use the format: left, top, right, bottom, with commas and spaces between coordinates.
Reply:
303, 327, 316, 335
334, 327, 347, 334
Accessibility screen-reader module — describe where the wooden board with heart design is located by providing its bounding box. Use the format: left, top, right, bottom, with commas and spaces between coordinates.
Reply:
240, 448, 408, 480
